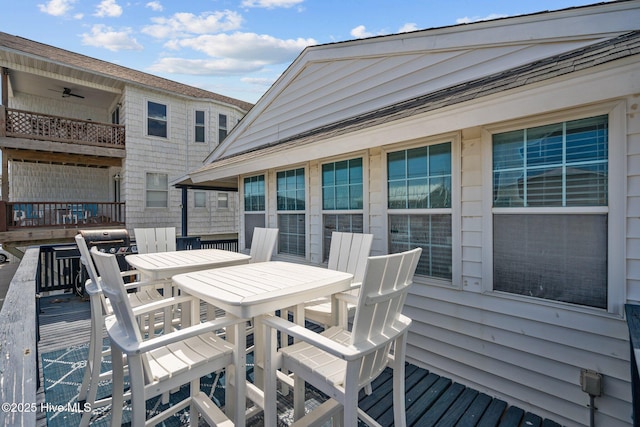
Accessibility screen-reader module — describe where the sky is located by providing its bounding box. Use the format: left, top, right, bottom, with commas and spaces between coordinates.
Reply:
1, 0, 609, 104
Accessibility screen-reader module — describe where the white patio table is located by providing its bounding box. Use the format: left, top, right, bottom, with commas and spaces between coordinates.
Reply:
126, 249, 251, 333
125, 248, 251, 280
172, 261, 353, 427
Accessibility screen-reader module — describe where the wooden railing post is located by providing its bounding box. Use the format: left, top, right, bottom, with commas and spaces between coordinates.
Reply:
0, 200, 7, 232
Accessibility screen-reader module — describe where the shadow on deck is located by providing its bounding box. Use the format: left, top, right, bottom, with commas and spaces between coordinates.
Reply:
36, 294, 563, 427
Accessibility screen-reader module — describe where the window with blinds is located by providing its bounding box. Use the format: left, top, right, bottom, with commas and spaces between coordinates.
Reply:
492, 115, 609, 308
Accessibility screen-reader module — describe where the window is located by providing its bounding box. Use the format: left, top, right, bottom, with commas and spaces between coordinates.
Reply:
387, 142, 452, 279
194, 191, 206, 208
492, 115, 609, 308
218, 192, 228, 208
219, 114, 228, 143
322, 158, 364, 261
195, 110, 205, 143
111, 106, 120, 124
147, 101, 167, 138
244, 175, 265, 248
146, 172, 168, 208
277, 168, 305, 257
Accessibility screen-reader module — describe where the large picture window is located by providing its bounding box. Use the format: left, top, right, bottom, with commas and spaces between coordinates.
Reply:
147, 101, 167, 138
492, 115, 609, 308
387, 142, 452, 279
322, 158, 364, 261
277, 168, 305, 257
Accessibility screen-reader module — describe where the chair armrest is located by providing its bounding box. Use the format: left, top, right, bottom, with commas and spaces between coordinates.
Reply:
129, 294, 194, 317
110, 316, 242, 354
122, 278, 171, 291
262, 316, 359, 361
334, 292, 358, 305
263, 315, 412, 362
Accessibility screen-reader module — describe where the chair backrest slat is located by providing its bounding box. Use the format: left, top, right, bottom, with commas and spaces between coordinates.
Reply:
134, 227, 176, 254
327, 232, 373, 284
249, 227, 278, 263
75, 234, 109, 313
350, 248, 421, 387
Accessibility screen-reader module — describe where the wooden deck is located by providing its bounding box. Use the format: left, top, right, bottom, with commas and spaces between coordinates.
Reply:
36, 294, 563, 427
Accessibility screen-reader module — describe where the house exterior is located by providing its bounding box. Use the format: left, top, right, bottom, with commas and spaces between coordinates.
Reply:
0, 32, 252, 246
182, 2, 640, 426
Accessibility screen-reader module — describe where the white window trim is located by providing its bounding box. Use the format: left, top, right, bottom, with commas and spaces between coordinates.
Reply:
145, 99, 170, 139
481, 101, 626, 316
382, 133, 462, 289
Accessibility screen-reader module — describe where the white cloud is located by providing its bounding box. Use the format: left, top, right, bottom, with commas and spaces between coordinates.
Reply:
38, 0, 76, 16
81, 24, 143, 51
146, 1, 163, 12
148, 57, 265, 75
456, 13, 507, 24
350, 25, 374, 39
398, 23, 418, 33
167, 32, 315, 63
94, 0, 122, 17
141, 10, 243, 39
241, 0, 303, 9
241, 76, 276, 87
149, 33, 315, 77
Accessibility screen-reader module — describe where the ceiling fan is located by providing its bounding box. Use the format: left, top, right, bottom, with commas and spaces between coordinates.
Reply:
48, 87, 85, 99
62, 87, 84, 98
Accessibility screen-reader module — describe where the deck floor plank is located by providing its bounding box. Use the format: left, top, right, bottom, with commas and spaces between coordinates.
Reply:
35, 294, 561, 427
497, 406, 525, 427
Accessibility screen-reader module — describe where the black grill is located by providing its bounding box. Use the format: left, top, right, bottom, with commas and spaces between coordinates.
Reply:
78, 229, 134, 293
79, 229, 131, 254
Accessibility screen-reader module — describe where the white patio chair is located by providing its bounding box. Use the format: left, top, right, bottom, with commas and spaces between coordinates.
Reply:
304, 232, 373, 328
91, 247, 240, 427
74, 234, 169, 427
134, 227, 176, 254
263, 248, 421, 427
248, 227, 279, 263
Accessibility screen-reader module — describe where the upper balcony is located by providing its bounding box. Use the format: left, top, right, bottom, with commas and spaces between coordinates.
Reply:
0, 106, 125, 160
2, 106, 125, 148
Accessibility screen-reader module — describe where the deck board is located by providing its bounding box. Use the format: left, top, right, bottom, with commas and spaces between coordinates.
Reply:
35, 294, 563, 427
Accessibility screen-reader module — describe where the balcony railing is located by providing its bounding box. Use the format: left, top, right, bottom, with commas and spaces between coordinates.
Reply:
2, 107, 125, 148
0, 201, 125, 232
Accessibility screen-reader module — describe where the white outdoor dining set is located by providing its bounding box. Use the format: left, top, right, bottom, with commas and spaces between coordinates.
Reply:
75, 226, 421, 427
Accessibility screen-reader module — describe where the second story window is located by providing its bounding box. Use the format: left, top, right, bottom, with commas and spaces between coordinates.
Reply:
195, 110, 205, 143
219, 114, 228, 143
146, 172, 168, 208
147, 101, 167, 138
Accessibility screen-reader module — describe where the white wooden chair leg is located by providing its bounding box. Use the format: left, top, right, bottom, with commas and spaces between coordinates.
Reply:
109, 346, 125, 427
129, 355, 147, 427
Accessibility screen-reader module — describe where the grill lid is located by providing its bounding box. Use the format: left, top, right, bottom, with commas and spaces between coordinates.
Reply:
80, 229, 130, 247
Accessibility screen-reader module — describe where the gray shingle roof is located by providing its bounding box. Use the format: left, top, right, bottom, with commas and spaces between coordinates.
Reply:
205, 30, 640, 168
0, 32, 254, 111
